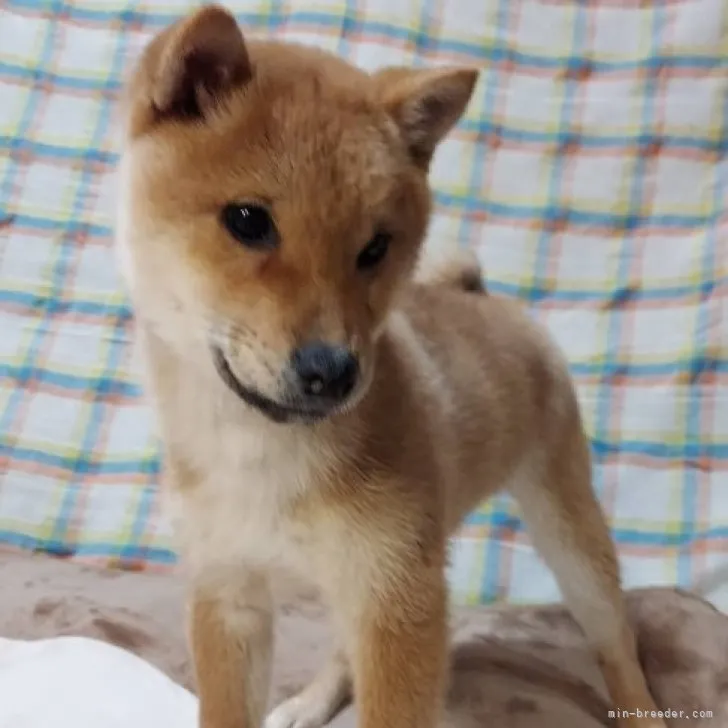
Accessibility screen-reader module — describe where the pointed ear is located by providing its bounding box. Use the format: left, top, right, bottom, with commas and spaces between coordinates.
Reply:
128, 5, 252, 131
374, 66, 478, 167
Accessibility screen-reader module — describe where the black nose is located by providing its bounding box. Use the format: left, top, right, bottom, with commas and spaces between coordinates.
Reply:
291, 344, 359, 401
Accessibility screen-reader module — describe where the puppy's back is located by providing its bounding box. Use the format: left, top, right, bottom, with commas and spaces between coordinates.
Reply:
385, 283, 579, 525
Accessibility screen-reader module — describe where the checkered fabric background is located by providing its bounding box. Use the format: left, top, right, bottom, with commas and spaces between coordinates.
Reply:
0, 0, 726, 607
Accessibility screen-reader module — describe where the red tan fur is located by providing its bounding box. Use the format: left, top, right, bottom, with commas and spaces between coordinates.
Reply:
115, 6, 666, 728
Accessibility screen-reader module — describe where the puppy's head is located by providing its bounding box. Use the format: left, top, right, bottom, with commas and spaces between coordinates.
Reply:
118, 5, 477, 424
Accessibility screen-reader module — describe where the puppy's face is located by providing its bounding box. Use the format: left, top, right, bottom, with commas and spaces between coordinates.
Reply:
118, 5, 477, 424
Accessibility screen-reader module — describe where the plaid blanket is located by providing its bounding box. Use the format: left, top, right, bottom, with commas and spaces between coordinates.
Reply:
0, 0, 726, 607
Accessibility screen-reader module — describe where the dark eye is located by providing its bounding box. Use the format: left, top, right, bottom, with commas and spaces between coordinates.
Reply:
357, 232, 391, 270
221, 204, 277, 248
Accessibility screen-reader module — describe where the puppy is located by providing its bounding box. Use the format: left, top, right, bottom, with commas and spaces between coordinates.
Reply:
115, 6, 666, 728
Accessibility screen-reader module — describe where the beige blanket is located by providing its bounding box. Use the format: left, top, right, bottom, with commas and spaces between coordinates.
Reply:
2, 552, 725, 726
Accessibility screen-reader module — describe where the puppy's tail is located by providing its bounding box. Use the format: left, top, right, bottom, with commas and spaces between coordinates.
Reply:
691, 563, 728, 604
414, 243, 486, 294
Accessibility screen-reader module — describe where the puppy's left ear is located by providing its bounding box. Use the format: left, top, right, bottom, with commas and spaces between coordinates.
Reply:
374, 66, 479, 168
126, 5, 252, 135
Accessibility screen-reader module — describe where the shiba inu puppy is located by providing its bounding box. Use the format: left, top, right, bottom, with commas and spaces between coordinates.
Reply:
115, 5, 665, 728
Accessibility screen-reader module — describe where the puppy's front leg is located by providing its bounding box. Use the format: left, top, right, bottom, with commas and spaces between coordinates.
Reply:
190, 570, 274, 728
344, 560, 448, 728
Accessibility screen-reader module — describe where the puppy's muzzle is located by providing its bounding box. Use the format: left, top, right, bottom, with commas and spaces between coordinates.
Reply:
211, 342, 360, 424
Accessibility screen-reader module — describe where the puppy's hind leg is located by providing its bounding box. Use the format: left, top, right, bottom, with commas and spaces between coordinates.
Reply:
264, 649, 350, 728
511, 427, 665, 728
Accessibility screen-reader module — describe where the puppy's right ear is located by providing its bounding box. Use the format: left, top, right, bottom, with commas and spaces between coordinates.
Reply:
125, 5, 252, 135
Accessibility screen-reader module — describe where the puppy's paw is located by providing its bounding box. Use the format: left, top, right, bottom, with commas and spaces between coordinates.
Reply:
264, 694, 335, 728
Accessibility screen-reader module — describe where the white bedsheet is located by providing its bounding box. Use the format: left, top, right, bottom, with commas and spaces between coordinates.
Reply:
0, 636, 197, 728
0, 636, 360, 728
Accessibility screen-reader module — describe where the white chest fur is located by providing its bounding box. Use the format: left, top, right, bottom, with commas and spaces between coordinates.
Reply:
175, 421, 318, 575
151, 361, 337, 582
